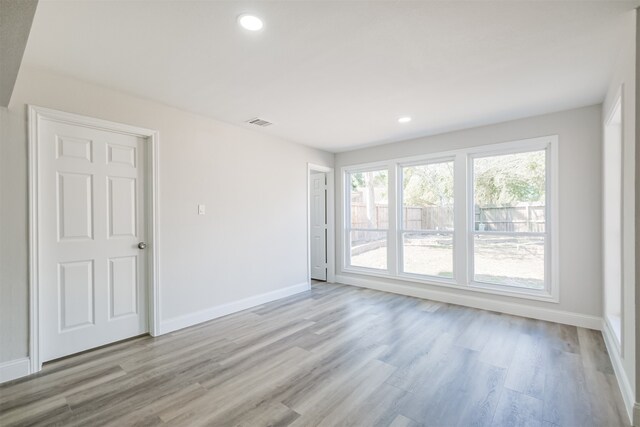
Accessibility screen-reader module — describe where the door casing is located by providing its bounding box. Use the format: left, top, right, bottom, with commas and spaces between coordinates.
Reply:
602, 86, 624, 355
28, 105, 161, 374
307, 163, 335, 284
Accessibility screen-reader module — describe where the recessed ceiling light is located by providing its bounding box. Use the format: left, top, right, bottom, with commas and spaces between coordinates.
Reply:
238, 14, 264, 31
398, 116, 412, 123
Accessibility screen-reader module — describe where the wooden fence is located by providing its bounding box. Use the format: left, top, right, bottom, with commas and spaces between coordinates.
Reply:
351, 205, 456, 230
350, 204, 544, 244
475, 205, 545, 232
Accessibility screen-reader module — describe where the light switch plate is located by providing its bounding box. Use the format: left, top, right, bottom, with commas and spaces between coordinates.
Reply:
198, 204, 205, 215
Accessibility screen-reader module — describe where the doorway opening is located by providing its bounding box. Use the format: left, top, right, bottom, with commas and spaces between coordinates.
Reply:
308, 164, 335, 284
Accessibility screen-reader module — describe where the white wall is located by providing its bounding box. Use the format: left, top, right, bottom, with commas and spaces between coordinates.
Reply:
0, 66, 333, 365
0, 106, 29, 363
335, 105, 603, 325
601, 9, 637, 424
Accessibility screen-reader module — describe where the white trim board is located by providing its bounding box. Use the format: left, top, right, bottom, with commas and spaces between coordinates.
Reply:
28, 105, 161, 376
160, 282, 311, 335
602, 318, 634, 425
336, 274, 601, 330
0, 358, 31, 384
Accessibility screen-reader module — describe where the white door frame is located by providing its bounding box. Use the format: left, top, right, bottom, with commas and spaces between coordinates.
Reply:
307, 163, 335, 283
28, 105, 161, 374
602, 86, 624, 354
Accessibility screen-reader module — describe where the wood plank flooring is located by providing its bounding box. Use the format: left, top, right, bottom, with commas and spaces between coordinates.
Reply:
0, 283, 629, 426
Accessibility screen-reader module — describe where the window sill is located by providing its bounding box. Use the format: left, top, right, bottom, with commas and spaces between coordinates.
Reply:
341, 268, 558, 303
468, 281, 557, 303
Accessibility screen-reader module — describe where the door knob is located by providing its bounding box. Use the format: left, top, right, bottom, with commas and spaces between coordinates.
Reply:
138, 242, 147, 250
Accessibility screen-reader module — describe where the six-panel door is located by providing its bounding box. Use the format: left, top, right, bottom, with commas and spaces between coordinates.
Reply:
39, 119, 148, 362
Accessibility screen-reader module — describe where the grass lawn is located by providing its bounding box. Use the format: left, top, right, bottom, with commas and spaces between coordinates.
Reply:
351, 235, 544, 290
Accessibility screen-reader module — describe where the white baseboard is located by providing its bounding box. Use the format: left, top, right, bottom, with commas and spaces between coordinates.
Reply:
602, 319, 634, 425
336, 275, 602, 330
0, 357, 31, 384
160, 282, 311, 335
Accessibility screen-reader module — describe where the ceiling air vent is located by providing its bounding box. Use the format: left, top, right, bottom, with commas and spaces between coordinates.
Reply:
246, 117, 273, 127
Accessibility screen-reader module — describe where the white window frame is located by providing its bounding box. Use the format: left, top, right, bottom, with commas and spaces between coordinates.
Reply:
397, 156, 456, 284
341, 135, 559, 303
467, 138, 558, 301
344, 164, 393, 274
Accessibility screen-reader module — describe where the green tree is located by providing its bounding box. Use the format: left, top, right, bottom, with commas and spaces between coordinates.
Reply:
403, 162, 454, 207
474, 151, 545, 206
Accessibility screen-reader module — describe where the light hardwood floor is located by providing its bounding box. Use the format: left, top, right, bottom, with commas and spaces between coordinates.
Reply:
0, 283, 629, 426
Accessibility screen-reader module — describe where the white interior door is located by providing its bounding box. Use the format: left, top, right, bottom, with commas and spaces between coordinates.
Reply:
310, 172, 327, 281
39, 118, 148, 362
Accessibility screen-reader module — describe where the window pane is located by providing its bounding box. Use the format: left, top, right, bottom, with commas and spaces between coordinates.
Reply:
350, 170, 388, 229
402, 162, 454, 231
473, 150, 545, 232
403, 233, 453, 278
474, 235, 544, 290
350, 230, 387, 270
